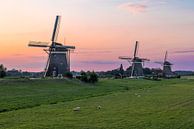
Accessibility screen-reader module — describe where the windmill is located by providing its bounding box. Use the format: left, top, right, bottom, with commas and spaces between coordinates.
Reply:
28, 15, 75, 77
155, 51, 174, 78
119, 41, 149, 78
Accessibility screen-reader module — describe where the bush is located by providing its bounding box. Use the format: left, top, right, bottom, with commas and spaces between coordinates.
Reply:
80, 71, 98, 83
88, 71, 98, 83
80, 71, 88, 82
0, 64, 6, 78
64, 72, 73, 79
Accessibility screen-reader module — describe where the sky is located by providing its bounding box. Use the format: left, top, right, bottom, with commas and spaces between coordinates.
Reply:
0, 0, 194, 72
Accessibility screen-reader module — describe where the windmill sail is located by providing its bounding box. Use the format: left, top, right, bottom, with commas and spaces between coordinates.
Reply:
44, 52, 52, 77
133, 41, 139, 58
175, 50, 194, 53
51, 15, 61, 44
164, 51, 168, 63
28, 41, 49, 47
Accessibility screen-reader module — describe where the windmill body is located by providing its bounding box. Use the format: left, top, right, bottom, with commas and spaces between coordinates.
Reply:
119, 41, 149, 78
131, 57, 144, 77
28, 16, 75, 77
156, 51, 175, 78
163, 61, 173, 77
162, 51, 174, 77
45, 44, 70, 77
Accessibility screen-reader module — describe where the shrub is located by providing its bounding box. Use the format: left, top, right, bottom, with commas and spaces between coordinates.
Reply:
88, 71, 98, 83
80, 71, 98, 83
64, 72, 73, 79
80, 71, 88, 82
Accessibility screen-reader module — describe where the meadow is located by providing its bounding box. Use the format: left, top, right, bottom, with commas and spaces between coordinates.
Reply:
0, 78, 194, 129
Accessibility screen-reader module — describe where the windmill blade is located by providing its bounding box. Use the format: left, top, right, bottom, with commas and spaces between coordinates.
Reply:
164, 63, 173, 66
154, 61, 164, 65
64, 45, 76, 49
44, 51, 52, 77
66, 50, 70, 71
55, 45, 76, 49
175, 50, 194, 53
133, 41, 139, 58
164, 51, 168, 62
119, 56, 132, 60
51, 15, 61, 44
28, 41, 49, 47
132, 61, 143, 64
141, 58, 150, 61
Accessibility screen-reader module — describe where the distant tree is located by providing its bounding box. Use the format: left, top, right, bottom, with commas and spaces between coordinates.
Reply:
97, 65, 127, 78
119, 64, 124, 78
0, 64, 7, 78
143, 68, 152, 75
125, 66, 132, 76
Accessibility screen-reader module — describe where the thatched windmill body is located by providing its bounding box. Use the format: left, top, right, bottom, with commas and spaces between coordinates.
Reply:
119, 41, 149, 78
28, 16, 75, 77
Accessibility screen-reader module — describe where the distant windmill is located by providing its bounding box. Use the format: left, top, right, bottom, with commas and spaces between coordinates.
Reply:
155, 51, 174, 77
28, 15, 75, 77
119, 41, 149, 78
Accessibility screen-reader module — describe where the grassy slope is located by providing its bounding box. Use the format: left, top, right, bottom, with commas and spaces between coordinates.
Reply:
0, 78, 194, 129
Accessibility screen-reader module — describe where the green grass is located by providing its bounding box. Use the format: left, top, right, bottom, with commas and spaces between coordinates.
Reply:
181, 75, 194, 80
0, 78, 194, 129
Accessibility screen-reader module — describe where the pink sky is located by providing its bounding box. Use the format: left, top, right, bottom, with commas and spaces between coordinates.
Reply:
0, 0, 194, 72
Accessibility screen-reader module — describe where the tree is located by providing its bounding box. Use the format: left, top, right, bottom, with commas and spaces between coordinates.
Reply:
0, 64, 7, 78
143, 68, 152, 75
119, 64, 124, 78
125, 66, 132, 76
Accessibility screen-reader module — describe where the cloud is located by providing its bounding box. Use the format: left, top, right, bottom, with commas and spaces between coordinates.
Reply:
74, 50, 112, 55
118, 2, 147, 14
12, 54, 24, 57
118, 0, 168, 14
79, 60, 119, 65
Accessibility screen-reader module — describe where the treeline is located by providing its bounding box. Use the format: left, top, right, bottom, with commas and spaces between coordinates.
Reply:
0, 64, 99, 83
97, 64, 162, 78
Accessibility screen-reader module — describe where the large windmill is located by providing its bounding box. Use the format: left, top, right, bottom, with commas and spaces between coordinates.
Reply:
155, 51, 174, 78
28, 15, 75, 77
119, 41, 149, 78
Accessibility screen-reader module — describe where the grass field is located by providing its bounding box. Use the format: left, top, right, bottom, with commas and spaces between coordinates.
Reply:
0, 78, 194, 129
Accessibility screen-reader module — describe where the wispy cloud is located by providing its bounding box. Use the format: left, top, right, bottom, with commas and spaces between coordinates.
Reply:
118, 2, 147, 14
12, 54, 24, 57
74, 50, 112, 55
79, 60, 119, 65
118, 0, 168, 14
